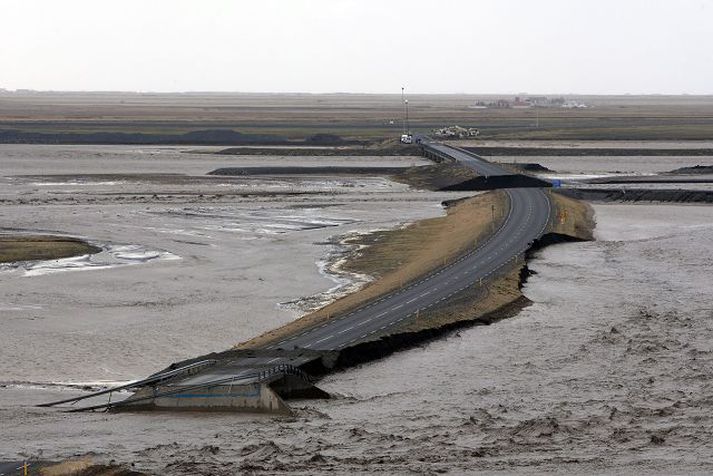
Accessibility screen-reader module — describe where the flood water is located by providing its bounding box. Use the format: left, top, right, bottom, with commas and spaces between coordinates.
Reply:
2, 146, 713, 474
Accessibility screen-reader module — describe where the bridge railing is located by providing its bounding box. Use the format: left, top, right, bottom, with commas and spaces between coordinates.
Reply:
256, 363, 316, 384
420, 143, 456, 163
45, 363, 315, 413
37, 359, 218, 408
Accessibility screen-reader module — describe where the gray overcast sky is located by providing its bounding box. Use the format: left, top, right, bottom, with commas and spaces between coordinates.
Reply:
2, 0, 712, 94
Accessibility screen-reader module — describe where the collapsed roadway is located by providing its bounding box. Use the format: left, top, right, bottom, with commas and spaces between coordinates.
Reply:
41, 142, 555, 414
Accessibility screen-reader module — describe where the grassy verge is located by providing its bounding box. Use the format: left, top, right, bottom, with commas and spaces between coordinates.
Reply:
392, 266, 524, 334
236, 191, 509, 349
548, 190, 596, 240
236, 187, 595, 350
0, 235, 101, 264
393, 191, 595, 334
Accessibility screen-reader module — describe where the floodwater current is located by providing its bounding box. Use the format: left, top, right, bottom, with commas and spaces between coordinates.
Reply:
1, 145, 713, 474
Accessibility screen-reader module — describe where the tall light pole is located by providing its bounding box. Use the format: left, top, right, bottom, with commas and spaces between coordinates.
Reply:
405, 98, 410, 135
401, 87, 406, 135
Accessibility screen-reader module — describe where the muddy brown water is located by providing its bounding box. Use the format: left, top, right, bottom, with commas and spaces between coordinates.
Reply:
2, 203, 712, 474
2, 146, 713, 474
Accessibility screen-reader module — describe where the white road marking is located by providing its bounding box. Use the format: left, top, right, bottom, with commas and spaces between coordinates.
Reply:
313, 334, 334, 345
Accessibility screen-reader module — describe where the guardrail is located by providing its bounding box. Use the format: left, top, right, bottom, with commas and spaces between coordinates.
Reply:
38, 359, 218, 408
257, 363, 315, 384
57, 363, 314, 413
420, 143, 457, 163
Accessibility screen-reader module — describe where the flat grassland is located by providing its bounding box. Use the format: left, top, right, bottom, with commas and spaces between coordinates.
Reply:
1, 92, 712, 141
0, 235, 100, 264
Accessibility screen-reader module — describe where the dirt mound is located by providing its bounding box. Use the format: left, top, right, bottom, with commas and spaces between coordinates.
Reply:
668, 164, 713, 174
466, 146, 713, 157
508, 162, 553, 172
0, 129, 288, 145
560, 188, 713, 203
208, 166, 407, 176
439, 174, 552, 191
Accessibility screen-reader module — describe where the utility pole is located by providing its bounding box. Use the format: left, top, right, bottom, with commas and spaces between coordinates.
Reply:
405, 98, 410, 135
401, 87, 406, 135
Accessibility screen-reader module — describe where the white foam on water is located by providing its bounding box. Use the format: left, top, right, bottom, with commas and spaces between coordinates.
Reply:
52, 379, 136, 388
278, 228, 390, 315
30, 181, 127, 186
157, 205, 359, 237
0, 243, 181, 277
0, 303, 43, 311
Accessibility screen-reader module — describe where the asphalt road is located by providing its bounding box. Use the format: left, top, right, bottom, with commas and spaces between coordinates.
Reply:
0, 462, 30, 475
427, 143, 519, 178
175, 143, 552, 387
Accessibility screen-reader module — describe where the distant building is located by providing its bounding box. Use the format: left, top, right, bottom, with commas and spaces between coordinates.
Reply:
433, 125, 480, 139
512, 96, 532, 108
471, 96, 586, 109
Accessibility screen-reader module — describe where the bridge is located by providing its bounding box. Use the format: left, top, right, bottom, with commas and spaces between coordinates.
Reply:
41, 143, 553, 413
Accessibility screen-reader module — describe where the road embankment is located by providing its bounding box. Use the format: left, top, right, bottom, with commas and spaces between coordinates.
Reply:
559, 188, 713, 204
392, 162, 550, 191
237, 190, 594, 371
302, 191, 594, 373
236, 191, 509, 350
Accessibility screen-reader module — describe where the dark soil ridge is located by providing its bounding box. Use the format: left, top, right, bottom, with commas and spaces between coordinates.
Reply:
508, 162, 553, 172
559, 188, 713, 203
587, 176, 713, 184
0, 129, 358, 146
439, 174, 552, 191
669, 164, 713, 174
214, 145, 420, 156
208, 166, 409, 176
465, 146, 713, 157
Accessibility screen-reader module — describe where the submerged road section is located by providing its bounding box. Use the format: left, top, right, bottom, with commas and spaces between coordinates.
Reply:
43, 143, 553, 413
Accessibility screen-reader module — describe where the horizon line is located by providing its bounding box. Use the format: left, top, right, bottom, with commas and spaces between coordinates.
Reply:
2, 89, 713, 97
